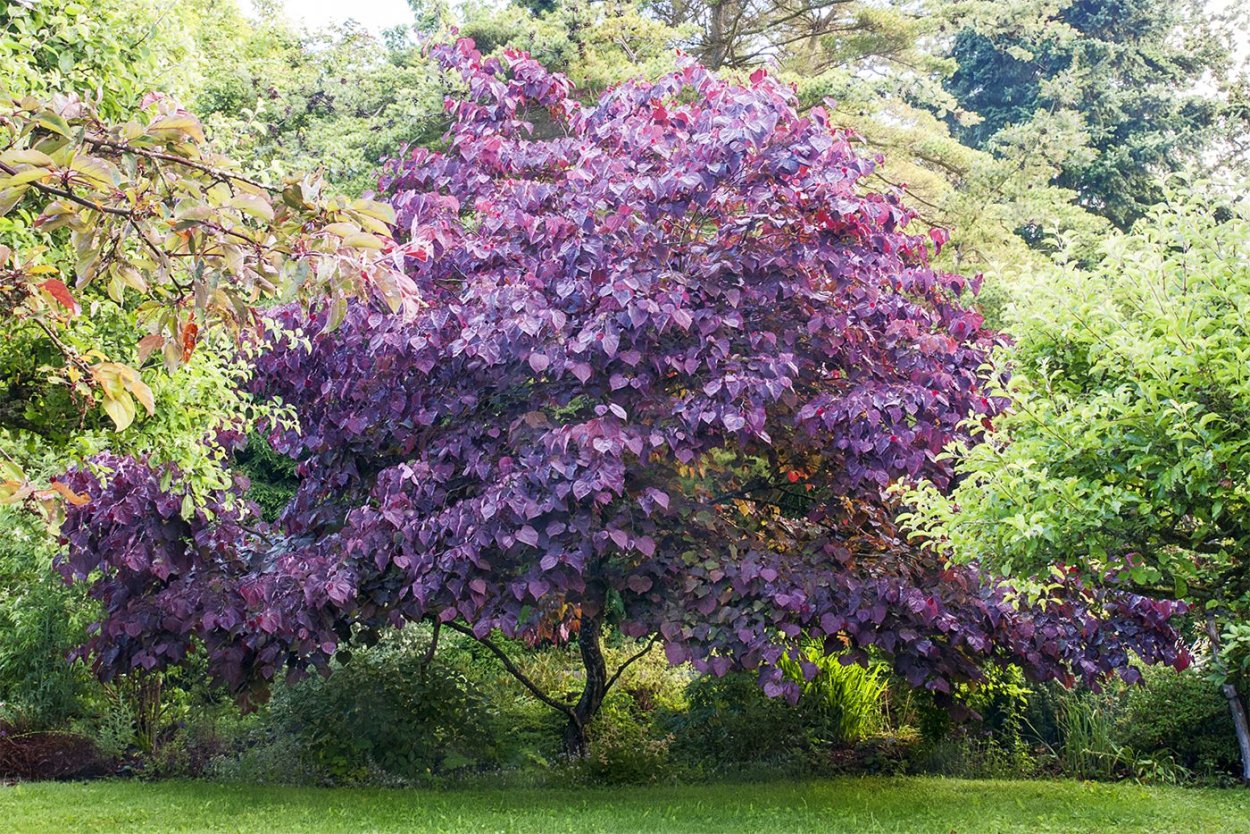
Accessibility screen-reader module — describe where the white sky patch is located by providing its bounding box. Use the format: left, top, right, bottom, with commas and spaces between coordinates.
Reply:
246, 0, 415, 33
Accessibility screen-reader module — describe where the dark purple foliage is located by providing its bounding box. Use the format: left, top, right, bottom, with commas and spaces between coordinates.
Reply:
59, 42, 1187, 716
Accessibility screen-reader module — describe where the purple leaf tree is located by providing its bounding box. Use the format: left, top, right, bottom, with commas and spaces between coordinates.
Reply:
59, 41, 1187, 755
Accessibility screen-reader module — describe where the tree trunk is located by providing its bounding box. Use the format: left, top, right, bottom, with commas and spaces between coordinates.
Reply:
1206, 616, 1250, 785
707, 0, 731, 70
1220, 681, 1250, 785
563, 615, 608, 758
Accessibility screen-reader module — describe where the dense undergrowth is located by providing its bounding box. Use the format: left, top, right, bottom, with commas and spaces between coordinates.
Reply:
2, 623, 1238, 788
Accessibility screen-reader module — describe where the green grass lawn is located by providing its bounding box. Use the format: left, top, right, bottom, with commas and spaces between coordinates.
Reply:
2, 777, 1248, 833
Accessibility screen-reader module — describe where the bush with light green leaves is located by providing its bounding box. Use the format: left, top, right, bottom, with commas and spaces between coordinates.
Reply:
905, 179, 1250, 782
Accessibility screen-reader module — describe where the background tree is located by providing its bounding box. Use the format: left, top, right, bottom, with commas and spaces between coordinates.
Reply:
614, 0, 1116, 301
945, 0, 1245, 229
905, 181, 1250, 783
0, 0, 199, 119
60, 42, 1185, 756
181, 1, 445, 196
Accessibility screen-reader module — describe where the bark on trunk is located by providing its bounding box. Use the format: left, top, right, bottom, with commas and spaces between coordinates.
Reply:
1206, 617, 1250, 785
563, 615, 608, 758
707, 0, 731, 70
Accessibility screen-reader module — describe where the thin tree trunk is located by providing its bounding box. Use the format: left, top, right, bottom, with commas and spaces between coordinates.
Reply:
1220, 682, 1250, 785
1206, 616, 1250, 785
563, 615, 608, 758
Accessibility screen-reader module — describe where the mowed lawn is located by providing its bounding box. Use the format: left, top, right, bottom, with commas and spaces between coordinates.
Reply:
2, 777, 1249, 834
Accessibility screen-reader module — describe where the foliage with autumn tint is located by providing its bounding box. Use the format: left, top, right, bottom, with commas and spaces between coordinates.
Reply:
58, 41, 1187, 753
0, 91, 418, 514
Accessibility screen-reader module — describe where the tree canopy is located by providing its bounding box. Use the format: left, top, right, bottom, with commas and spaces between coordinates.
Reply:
58, 41, 1186, 754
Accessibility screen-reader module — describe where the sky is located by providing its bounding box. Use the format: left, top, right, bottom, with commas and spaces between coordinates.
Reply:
247, 0, 415, 32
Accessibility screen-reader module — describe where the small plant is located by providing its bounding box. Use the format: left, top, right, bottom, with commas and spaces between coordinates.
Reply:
1130, 754, 1191, 786
1054, 693, 1130, 781
1041, 690, 1191, 784
779, 645, 888, 745
83, 697, 135, 760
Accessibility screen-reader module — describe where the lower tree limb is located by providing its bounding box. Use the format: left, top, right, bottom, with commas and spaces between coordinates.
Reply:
442, 621, 577, 720
419, 620, 441, 683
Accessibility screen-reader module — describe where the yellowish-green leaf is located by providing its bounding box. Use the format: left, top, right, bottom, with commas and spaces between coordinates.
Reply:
230, 193, 274, 221
343, 232, 384, 250
147, 114, 205, 143
118, 265, 149, 293
351, 198, 396, 225
0, 480, 31, 505
35, 112, 71, 137
0, 459, 23, 482
70, 154, 119, 188
125, 376, 156, 417
0, 148, 53, 167
355, 214, 392, 235
4, 167, 53, 187
322, 222, 360, 237
0, 187, 27, 216
326, 294, 348, 331
101, 391, 136, 431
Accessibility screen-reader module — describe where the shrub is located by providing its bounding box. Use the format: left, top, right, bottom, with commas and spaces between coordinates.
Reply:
1053, 691, 1130, 780
668, 672, 818, 768
204, 731, 326, 786
202, 628, 689, 785
0, 512, 94, 730
263, 645, 514, 782
780, 649, 889, 745
1118, 666, 1240, 778
142, 700, 260, 779
0, 721, 111, 781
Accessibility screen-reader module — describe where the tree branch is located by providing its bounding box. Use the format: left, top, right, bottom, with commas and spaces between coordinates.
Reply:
422, 620, 441, 667
443, 620, 575, 719
0, 160, 131, 217
85, 137, 270, 191
603, 634, 660, 696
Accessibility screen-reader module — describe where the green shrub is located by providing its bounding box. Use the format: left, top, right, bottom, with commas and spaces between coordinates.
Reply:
143, 696, 261, 779
200, 628, 693, 785
1118, 666, 1240, 778
1017, 667, 1236, 784
0, 512, 95, 730
1052, 691, 1130, 780
667, 672, 811, 767
905, 666, 1039, 779
263, 643, 518, 782
780, 648, 889, 745
205, 731, 327, 786
667, 650, 892, 771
